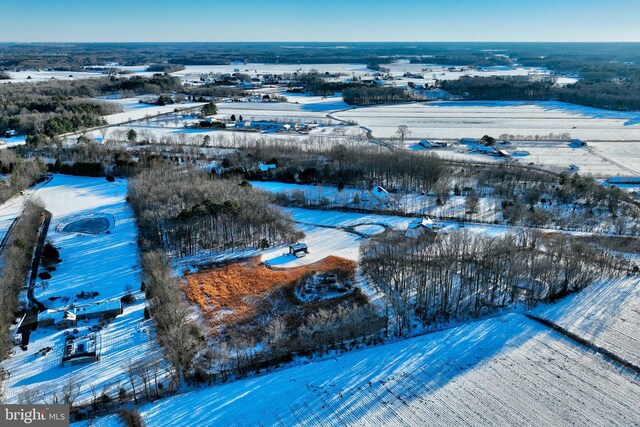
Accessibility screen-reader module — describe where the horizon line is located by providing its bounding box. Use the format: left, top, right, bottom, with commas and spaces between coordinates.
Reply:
2, 40, 640, 44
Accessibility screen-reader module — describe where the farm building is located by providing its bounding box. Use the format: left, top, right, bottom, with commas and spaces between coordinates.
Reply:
405, 217, 437, 239
607, 176, 640, 185
75, 299, 122, 320
62, 334, 100, 366
289, 243, 309, 258
419, 139, 447, 149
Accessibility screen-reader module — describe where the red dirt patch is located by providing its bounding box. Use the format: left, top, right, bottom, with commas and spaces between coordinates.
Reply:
184, 256, 356, 326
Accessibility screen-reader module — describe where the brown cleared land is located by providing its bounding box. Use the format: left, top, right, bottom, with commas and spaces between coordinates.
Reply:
183, 256, 357, 326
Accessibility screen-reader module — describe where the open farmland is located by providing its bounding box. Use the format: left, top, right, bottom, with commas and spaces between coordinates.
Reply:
336, 100, 640, 141
534, 276, 640, 367
336, 100, 640, 176
73, 313, 640, 427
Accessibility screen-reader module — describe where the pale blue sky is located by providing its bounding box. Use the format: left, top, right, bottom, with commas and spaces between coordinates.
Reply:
1, 0, 639, 42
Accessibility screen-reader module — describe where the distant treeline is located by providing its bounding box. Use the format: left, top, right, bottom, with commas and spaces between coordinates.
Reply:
146, 64, 185, 73
0, 74, 183, 140
441, 76, 640, 111
410, 54, 512, 67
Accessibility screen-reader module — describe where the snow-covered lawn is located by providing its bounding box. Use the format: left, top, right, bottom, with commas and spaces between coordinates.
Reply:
534, 276, 640, 367
74, 313, 640, 427
1, 175, 161, 405
33, 176, 139, 303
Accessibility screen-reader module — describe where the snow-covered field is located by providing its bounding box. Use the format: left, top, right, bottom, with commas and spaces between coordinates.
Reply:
1, 175, 161, 405
336, 100, 640, 176
534, 276, 640, 367
101, 101, 205, 125
6, 70, 106, 83
75, 313, 639, 427
336, 100, 640, 141
217, 100, 344, 125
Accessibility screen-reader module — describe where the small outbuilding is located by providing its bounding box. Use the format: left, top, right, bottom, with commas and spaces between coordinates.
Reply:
289, 243, 309, 258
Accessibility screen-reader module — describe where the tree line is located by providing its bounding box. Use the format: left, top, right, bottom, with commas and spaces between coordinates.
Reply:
0, 200, 44, 359
342, 86, 424, 106
0, 151, 46, 205
441, 76, 640, 111
361, 229, 629, 336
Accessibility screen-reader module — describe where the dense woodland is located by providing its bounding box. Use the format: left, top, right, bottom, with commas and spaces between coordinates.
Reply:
0, 75, 183, 139
0, 150, 46, 205
362, 230, 628, 336
342, 86, 424, 105
128, 167, 302, 257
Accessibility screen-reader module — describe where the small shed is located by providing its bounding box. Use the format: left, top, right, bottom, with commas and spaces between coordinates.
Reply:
289, 243, 308, 258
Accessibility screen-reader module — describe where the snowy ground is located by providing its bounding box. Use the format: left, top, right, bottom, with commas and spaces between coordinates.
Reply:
217, 100, 345, 125
252, 181, 497, 221
0, 194, 26, 248
101, 101, 205, 125
7, 61, 559, 87
0, 135, 27, 150
1, 175, 161, 405
262, 207, 414, 268
74, 313, 639, 427
534, 276, 640, 367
